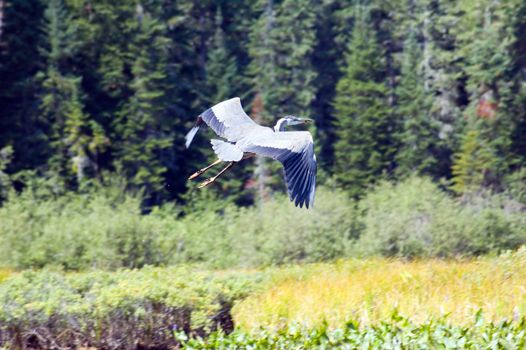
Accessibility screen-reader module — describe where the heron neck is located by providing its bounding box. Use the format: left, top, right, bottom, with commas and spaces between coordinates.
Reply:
274, 118, 288, 132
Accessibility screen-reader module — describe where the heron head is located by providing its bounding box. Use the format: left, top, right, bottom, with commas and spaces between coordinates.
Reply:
274, 115, 312, 131
283, 115, 313, 126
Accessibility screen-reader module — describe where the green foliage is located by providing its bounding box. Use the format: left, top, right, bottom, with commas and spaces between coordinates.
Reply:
451, 129, 496, 194
179, 314, 526, 349
2, 176, 525, 271
0, 181, 172, 270
504, 167, 526, 204
395, 28, 443, 178
113, 11, 173, 202
355, 176, 526, 257
0, 183, 357, 270
172, 187, 358, 267
0, 267, 262, 349
0, 146, 13, 202
183, 314, 526, 349
249, 0, 317, 119
333, 7, 394, 198
2, 0, 526, 204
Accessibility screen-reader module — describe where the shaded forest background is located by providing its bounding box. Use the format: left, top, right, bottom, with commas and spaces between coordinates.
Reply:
1, 0, 526, 207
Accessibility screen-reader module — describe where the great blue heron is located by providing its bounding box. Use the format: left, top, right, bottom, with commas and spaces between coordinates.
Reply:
185, 97, 317, 208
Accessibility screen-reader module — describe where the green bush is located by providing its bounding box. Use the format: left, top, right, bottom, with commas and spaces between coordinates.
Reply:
170, 187, 357, 268
0, 188, 179, 270
0, 267, 263, 349
0, 186, 357, 270
1, 176, 524, 269
355, 176, 526, 257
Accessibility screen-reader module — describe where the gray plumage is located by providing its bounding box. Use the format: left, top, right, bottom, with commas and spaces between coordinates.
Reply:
186, 97, 317, 208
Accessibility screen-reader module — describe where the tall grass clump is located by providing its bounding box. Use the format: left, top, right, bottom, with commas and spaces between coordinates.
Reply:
234, 249, 526, 330
355, 176, 526, 257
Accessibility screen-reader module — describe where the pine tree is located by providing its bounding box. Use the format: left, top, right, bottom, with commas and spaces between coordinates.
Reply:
333, 7, 394, 197
419, 0, 464, 178
113, 10, 172, 204
395, 26, 441, 177
0, 0, 45, 171
200, 6, 252, 203
38, 0, 106, 185
204, 8, 241, 105
451, 129, 496, 194
310, 0, 348, 172
251, 0, 317, 119
248, 0, 318, 200
452, 0, 522, 189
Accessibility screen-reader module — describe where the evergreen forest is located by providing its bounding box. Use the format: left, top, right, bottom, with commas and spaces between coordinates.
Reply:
1, 0, 525, 207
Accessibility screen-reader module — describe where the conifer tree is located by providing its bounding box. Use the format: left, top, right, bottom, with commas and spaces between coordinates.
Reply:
204, 8, 241, 105
249, 0, 318, 200
419, 0, 464, 177
113, 10, 172, 204
452, 0, 521, 190
333, 7, 394, 197
451, 129, 496, 194
0, 0, 45, 171
310, 0, 348, 171
395, 28, 441, 177
201, 7, 252, 203
39, 0, 105, 184
250, 0, 317, 119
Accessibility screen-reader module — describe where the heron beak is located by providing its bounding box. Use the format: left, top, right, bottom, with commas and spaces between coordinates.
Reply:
303, 118, 313, 124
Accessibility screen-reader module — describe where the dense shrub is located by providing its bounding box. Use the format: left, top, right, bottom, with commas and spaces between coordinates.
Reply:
0, 188, 178, 269
170, 187, 357, 267
0, 186, 357, 270
1, 177, 524, 269
355, 176, 526, 257
0, 267, 262, 349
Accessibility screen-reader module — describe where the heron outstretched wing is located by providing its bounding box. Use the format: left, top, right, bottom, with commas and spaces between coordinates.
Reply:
242, 131, 317, 208
185, 97, 264, 147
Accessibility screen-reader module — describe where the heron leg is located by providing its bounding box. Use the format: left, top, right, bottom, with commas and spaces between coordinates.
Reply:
189, 159, 222, 180
198, 161, 235, 188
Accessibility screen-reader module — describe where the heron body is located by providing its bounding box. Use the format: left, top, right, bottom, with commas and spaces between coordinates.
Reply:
185, 97, 317, 209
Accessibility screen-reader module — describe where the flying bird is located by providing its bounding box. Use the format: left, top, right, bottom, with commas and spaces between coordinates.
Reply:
185, 97, 317, 208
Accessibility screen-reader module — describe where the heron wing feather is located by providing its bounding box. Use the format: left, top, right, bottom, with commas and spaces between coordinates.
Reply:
201, 97, 264, 142
242, 131, 317, 208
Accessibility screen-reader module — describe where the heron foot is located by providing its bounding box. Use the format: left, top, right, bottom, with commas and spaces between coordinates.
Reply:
197, 177, 215, 188
189, 169, 204, 180
188, 159, 223, 180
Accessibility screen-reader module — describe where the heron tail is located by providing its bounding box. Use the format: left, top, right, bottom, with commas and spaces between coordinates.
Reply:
185, 117, 203, 148
211, 139, 243, 161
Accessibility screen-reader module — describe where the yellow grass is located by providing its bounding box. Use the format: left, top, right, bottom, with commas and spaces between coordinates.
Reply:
0, 268, 12, 284
233, 249, 526, 330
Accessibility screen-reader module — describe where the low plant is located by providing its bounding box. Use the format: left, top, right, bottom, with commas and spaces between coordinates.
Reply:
0, 267, 263, 349
179, 314, 526, 349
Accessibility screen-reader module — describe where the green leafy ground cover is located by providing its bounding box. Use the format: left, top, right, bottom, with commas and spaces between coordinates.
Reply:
178, 316, 526, 349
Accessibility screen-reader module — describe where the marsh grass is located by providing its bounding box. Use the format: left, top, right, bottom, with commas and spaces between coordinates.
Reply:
233, 249, 526, 330
0, 269, 11, 283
